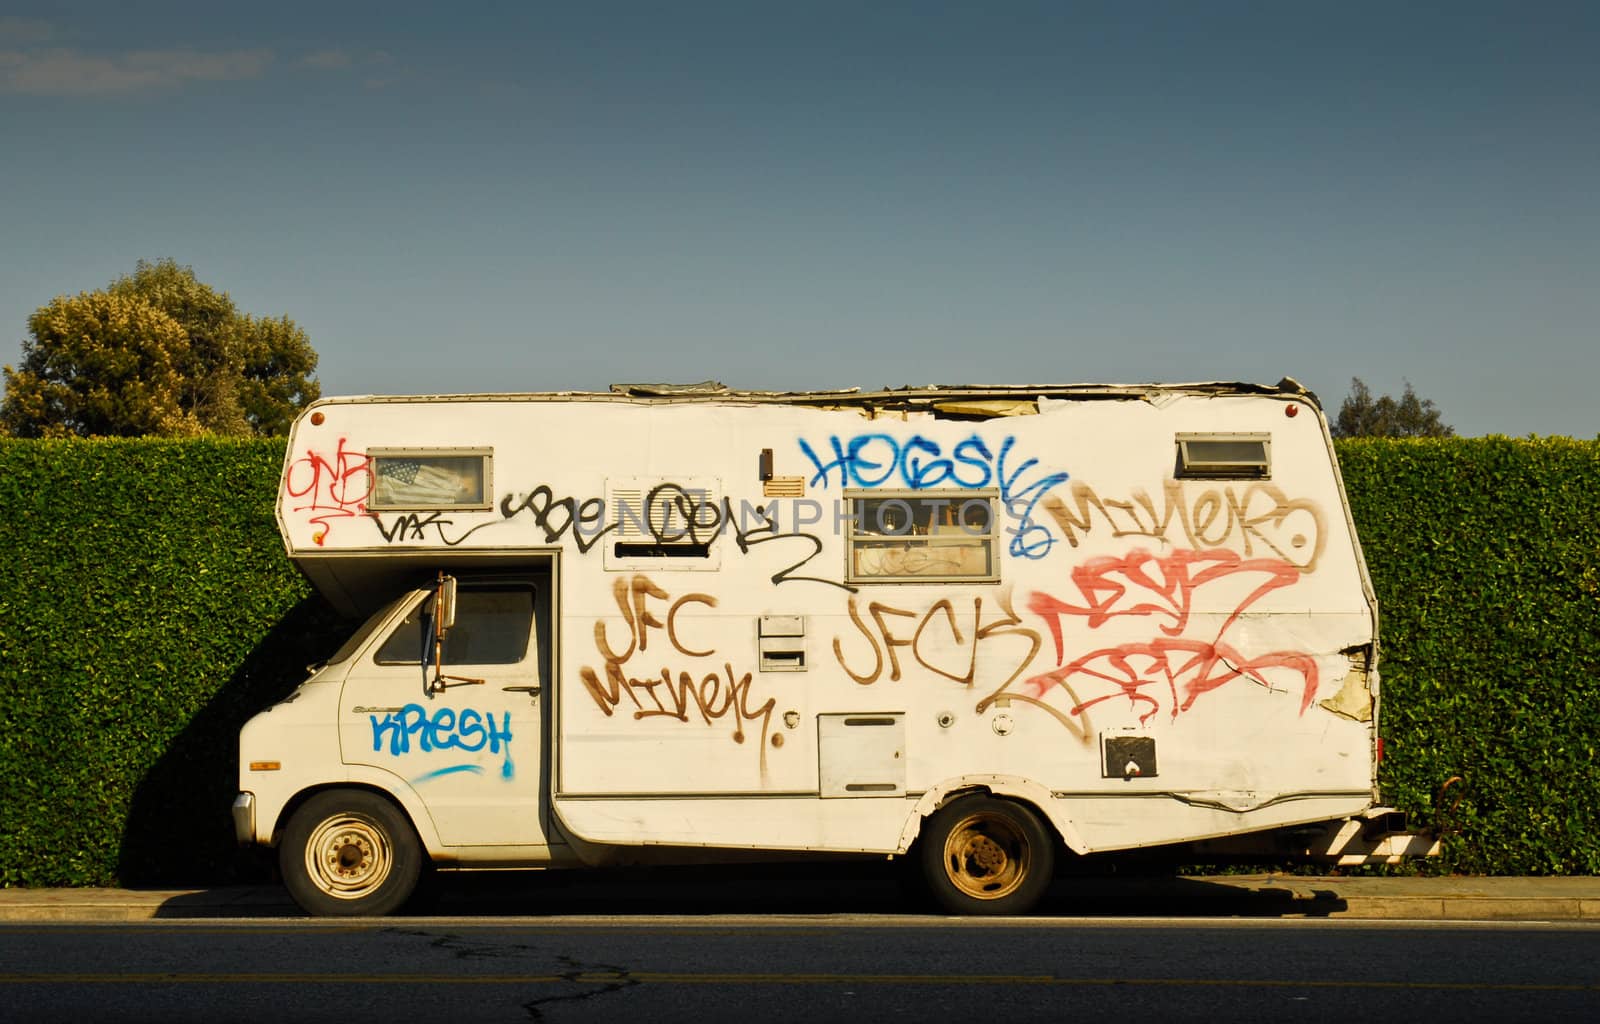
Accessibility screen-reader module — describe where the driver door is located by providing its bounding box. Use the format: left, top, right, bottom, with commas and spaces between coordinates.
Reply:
340, 582, 548, 847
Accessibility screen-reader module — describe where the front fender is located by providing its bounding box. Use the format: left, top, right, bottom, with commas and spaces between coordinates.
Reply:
271, 766, 446, 855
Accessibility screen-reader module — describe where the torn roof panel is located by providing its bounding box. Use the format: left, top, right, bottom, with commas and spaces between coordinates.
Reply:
319, 377, 1319, 414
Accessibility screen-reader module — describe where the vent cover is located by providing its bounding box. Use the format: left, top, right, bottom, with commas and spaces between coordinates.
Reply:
604, 476, 722, 570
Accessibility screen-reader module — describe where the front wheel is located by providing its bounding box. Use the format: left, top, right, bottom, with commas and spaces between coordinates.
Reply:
280, 790, 423, 917
918, 795, 1055, 915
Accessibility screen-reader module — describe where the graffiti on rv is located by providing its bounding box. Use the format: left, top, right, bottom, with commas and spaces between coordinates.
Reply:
1023, 548, 1319, 725
499, 485, 615, 551
728, 501, 856, 592
284, 438, 372, 546
579, 575, 778, 768
1029, 548, 1302, 640
1026, 639, 1319, 727
369, 703, 516, 781
1042, 481, 1327, 571
797, 432, 1070, 560
323, 456, 867, 591
372, 510, 506, 546
496, 483, 852, 591
829, 590, 1092, 742
385, 481, 722, 552
625, 490, 852, 592
637, 482, 724, 545
800, 433, 1003, 490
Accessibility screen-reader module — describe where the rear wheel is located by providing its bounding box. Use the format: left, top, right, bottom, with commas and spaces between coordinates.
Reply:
280, 790, 422, 917
919, 795, 1054, 915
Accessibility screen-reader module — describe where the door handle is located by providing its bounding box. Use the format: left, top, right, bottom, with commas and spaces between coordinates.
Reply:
502, 685, 541, 697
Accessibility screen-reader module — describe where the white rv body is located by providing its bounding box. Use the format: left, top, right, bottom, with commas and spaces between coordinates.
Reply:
237, 381, 1428, 914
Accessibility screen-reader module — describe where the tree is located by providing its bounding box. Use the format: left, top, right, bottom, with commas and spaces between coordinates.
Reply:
1332, 377, 1455, 439
2, 259, 319, 438
1, 292, 201, 438
239, 314, 323, 437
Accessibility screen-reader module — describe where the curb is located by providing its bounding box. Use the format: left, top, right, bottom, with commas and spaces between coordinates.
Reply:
0, 889, 297, 923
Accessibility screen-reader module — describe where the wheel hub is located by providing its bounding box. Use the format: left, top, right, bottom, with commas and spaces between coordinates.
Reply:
963, 835, 1007, 874
332, 836, 371, 876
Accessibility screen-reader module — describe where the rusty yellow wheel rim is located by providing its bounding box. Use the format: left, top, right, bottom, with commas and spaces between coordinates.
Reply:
942, 812, 1030, 901
304, 814, 393, 901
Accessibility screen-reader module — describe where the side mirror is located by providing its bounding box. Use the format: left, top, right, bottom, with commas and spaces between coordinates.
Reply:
424, 573, 459, 698
436, 574, 458, 634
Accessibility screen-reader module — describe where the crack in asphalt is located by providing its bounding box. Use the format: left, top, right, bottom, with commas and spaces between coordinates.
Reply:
382, 928, 639, 1018
521, 954, 640, 1021
384, 927, 542, 960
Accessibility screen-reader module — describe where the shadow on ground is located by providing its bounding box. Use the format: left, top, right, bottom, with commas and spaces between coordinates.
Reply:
155, 862, 1347, 919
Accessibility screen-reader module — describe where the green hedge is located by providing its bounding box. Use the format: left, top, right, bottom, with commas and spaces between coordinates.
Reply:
1, 436, 1597, 885
0, 439, 347, 886
1342, 437, 1600, 874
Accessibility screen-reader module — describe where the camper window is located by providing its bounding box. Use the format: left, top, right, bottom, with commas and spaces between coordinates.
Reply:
368, 448, 493, 510
845, 490, 999, 583
375, 587, 535, 666
1175, 433, 1271, 479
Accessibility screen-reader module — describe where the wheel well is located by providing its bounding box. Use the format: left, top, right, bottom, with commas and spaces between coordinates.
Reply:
927, 785, 992, 816
910, 786, 1060, 855
269, 784, 418, 847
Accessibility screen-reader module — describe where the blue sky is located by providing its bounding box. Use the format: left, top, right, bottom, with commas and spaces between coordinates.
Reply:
2, 2, 1596, 436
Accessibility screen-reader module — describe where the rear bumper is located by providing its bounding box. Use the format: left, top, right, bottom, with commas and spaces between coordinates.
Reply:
1304, 811, 1442, 866
1182, 807, 1443, 865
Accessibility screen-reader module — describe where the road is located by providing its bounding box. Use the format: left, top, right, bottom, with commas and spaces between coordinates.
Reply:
3, 916, 1598, 1023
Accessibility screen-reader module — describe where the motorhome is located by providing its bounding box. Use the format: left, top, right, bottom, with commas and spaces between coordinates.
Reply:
235, 379, 1436, 916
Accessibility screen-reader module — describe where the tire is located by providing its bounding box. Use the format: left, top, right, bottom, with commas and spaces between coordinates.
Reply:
280, 790, 423, 917
918, 795, 1055, 915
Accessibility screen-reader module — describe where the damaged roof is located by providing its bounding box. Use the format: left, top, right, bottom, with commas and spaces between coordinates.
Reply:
314, 377, 1321, 413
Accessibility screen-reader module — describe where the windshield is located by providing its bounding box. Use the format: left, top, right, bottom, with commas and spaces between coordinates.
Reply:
322, 592, 423, 667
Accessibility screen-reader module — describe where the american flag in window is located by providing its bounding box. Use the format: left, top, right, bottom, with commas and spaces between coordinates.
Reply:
369, 452, 490, 509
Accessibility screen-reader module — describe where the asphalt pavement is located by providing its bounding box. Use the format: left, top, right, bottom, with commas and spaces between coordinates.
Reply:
2, 870, 1597, 922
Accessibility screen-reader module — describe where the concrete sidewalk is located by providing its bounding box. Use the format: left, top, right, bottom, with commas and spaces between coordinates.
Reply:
2, 873, 1598, 922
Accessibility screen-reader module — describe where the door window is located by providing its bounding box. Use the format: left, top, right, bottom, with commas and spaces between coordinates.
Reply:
375, 587, 535, 666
